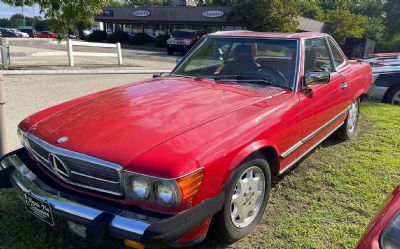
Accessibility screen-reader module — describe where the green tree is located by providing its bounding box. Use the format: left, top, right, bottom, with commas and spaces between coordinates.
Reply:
363, 17, 385, 42
207, 0, 236, 5
124, 0, 171, 6
383, 0, 400, 36
9, 13, 33, 27
321, 9, 367, 44
1, 0, 120, 35
349, 0, 383, 18
316, 0, 350, 11
229, 0, 298, 32
297, 0, 323, 19
0, 18, 12, 27
34, 17, 50, 31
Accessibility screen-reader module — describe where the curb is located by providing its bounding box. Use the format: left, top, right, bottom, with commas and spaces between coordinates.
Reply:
3, 69, 171, 75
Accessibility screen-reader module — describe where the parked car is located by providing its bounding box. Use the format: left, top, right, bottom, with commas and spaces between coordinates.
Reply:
67, 31, 78, 39
363, 54, 400, 105
0, 28, 20, 37
82, 28, 93, 36
166, 29, 205, 55
356, 186, 400, 249
19, 28, 37, 38
10, 29, 29, 38
0, 32, 372, 249
37, 31, 57, 38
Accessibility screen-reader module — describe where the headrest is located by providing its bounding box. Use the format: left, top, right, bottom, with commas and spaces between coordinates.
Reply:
232, 45, 254, 62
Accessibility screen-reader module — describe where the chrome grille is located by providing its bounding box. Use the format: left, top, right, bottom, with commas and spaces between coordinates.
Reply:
26, 138, 49, 161
24, 134, 124, 196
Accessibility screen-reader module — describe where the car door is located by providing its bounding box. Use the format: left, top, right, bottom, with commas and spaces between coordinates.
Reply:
327, 37, 352, 107
297, 37, 349, 155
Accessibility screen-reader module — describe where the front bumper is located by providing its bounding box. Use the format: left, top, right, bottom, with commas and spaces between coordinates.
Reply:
167, 44, 192, 52
0, 149, 224, 249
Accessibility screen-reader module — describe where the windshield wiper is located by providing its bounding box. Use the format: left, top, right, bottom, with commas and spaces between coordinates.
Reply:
214, 75, 243, 81
214, 75, 292, 90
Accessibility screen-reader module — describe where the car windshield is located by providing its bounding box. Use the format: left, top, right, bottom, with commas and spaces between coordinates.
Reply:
173, 31, 196, 39
172, 36, 299, 89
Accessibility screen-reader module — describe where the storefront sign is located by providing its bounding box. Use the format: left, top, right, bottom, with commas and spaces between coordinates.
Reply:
202, 10, 224, 18
103, 10, 114, 17
134, 10, 151, 17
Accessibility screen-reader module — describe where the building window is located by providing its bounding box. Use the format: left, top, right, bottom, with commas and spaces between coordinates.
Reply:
144, 24, 154, 37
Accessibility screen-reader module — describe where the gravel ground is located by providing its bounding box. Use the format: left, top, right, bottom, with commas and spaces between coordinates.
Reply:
3, 74, 152, 152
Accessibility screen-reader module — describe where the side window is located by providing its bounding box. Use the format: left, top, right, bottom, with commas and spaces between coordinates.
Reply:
304, 38, 334, 73
328, 38, 345, 68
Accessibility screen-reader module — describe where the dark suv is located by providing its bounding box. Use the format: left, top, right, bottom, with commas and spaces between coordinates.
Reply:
166, 30, 205, 55
19, 28, 37, 38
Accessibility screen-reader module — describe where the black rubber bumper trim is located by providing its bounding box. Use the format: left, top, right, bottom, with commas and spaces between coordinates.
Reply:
0, 166, 14, 188
86, 212, 116, 248
0, 148, 25, 188
142, 191, 225, 249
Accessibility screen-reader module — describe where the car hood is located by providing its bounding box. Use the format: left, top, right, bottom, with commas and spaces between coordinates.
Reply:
28, 76, 281, 167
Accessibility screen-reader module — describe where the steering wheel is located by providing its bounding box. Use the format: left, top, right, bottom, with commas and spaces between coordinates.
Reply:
242, 66, 288, 85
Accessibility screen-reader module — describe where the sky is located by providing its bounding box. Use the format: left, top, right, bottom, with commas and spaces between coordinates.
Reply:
0, 2, 42, 19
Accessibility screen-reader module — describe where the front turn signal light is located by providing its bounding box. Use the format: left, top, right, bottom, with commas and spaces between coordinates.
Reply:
176, 169, 204, 204
124, 239, 144, 249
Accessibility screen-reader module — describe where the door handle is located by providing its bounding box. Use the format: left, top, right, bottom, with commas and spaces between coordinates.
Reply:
340, 82, 348, 90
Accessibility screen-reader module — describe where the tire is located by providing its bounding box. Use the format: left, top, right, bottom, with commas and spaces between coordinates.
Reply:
213, 156, 271, 243
167, 49, 173, 55
334, 98, 360, 141
384, 84, 400, 105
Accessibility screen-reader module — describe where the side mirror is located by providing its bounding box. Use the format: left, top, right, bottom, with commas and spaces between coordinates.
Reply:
176, 58, 182, 65
304, 71, 330, 86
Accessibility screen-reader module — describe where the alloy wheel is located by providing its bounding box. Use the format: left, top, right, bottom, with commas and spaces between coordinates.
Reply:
347, 100, 359, 133
230, 166, 265, 228
391, 91, 400, 105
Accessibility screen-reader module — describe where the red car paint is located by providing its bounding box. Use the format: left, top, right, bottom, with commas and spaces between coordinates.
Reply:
18, 32, 373, 244
357, 186, 400, 249
37, 31, 57, 38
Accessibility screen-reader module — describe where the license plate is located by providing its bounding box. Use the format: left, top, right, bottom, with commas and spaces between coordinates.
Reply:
23, 192, 55, 226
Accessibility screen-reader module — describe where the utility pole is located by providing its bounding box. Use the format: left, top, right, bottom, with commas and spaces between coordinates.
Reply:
0, 70, 8, 157
22, 6, 26, 27
32, 7, 35, 30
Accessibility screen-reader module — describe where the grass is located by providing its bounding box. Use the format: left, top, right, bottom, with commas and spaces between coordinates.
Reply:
0, 101, 399, 249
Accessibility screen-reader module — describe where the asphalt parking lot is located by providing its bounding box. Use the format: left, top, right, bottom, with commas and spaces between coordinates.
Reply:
3, 74, 152, 151
5, 38, 177, 70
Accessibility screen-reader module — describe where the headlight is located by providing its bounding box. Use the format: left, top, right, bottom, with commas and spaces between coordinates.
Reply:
155, 181, 178, 206
124, 168, 203, 207
131, 177, 150, 200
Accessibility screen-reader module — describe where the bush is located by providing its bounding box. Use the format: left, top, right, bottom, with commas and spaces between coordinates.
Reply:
376, 34, 400, 53
88, 30, 107, 42
155, 34, 171, 47
108, 31, 130, 43
129, 33, 151, 45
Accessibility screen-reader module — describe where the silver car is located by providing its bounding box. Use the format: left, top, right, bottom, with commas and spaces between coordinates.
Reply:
364, 55, 400, 105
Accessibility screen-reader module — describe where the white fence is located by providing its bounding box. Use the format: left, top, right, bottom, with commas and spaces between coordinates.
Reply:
0, 38, 123, 68
66, 39, 122, 67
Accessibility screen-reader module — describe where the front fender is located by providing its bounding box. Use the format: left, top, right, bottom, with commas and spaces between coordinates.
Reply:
228, 140, 279, 172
